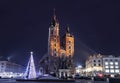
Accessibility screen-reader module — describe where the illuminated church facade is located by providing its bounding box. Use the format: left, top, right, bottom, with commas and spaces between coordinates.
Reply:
39, 12, 74, 77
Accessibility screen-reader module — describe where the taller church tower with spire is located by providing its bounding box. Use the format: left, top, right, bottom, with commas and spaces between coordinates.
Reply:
48, 11, 74, 77
48, 10, 60, 57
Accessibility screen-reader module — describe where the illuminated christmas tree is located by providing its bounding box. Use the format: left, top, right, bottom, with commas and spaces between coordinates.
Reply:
24, 52, 37, 79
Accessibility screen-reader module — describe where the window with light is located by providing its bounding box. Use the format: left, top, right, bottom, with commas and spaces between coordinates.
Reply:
115, 70, 119, 73
115, 66, 119, 68
105, 66, 109, 68
110, 66, 114, 68
115, 62, 118, 65
110, 69, 114, 73
110, 62, 113, 65
105, 62, 108, 65
105, 70, 109, 73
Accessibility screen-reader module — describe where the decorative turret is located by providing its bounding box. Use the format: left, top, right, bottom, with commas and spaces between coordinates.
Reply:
66, 26, 70, 34
66, 26, 74, 37
65, 26, 74, 57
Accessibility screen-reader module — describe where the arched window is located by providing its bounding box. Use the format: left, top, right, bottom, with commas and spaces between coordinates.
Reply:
69, 46, 71, 49
68, 41, 71, 44
69, 50, 71, 53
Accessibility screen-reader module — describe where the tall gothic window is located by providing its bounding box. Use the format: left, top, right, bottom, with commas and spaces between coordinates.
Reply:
69, 50, 71, 53
69, 46, 71, 49
54, 44, 56, 47
68, 41, 71, 44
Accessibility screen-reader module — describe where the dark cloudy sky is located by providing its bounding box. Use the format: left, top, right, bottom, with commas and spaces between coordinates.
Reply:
0, 0, 120, 66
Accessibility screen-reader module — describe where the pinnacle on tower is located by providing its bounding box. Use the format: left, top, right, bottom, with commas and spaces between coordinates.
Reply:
66, 26, 70, 33
51, 8, 58, 26
53, 8, 56, 21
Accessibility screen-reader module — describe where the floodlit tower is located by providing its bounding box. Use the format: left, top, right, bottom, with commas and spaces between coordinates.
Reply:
65, 26, 74, 57
48, 9, 60, 57
48, 10, 60, 73
43, 10, 75, 76
24, 52, 37, 79
62, 26, 74, 69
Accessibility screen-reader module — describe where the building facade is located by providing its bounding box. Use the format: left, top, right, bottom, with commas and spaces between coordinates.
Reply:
48, 12, 74, 74
85, 54, 120, 77
85, 54, 103, 76
0, 61, 25, 78
39, 12, 74, 77
75, 65, 85, 76
103, 55, 120, 77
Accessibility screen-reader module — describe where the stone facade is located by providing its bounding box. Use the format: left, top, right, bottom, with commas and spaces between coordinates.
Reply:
85, 54, 103, 76
103, 55, 120, 77
39, 12, 74, 77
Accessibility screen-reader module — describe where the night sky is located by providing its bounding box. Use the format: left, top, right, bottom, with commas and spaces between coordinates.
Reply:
0, 0, 120, 66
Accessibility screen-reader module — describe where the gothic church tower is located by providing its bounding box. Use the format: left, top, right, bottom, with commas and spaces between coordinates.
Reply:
48, 11, 74, 75
48, 11, 61, 74
48, 12, 60, 57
